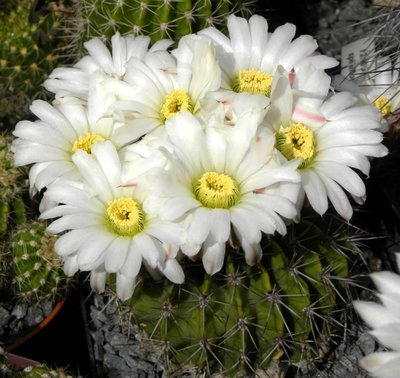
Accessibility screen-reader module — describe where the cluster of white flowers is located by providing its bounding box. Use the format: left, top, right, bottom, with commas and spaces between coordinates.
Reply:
12, 15, 388, 300
354, 254, 400, 378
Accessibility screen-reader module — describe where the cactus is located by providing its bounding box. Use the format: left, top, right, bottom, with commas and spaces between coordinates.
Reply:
66, 0, 255, 56
0, 134, 28, 238
0, 0, 70, 125
18, 364, 76, 378
10, 221, 71, 303
120, 210, 358, 376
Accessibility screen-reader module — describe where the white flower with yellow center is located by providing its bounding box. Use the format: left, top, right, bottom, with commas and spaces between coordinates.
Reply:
266, 66, 388, 220
40, 141, 185, 300
199, 14, 337, 99
106, 34, 221, 138
11, 99, 136, 194
354, 254, 400, 378
333, 57, 400, 132
149, 110, 300, 275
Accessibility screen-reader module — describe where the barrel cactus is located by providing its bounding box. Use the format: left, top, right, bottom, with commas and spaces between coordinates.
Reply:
122, 210, 357, 376
0, 0, 68, 124
18, 364, 76, 378
10, 221, 70, 303
66, 0, 255, 56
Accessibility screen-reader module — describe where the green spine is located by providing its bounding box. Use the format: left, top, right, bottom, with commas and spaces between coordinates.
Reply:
121, 212, 353, 376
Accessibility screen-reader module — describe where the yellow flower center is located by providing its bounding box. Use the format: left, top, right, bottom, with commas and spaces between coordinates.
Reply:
233, 69, 273, 97
373, 96, 392, 116
106, 198, 145, 237
160, 89, 193, 122
194, 171, 240, 209
276, 122, 316, 168
72, 133, 105, 154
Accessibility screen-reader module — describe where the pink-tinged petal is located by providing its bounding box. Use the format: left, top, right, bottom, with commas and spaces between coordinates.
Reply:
242, 239, 262, 266
181, 242, 201, 257
202, 239, 226, 275
90, 270, 107, 294
292, 103, 326, 127
317, 172, 353, 220
360, 352, 400, 378
159, 259, 184, 284
104, 237, 130, 273
116, 273, 136, 301
301, 170, 328, 216
353, 301, 399, 329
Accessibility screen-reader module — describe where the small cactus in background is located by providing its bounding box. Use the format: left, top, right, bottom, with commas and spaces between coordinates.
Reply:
0, 134, 28, 239
121, 211, 358, 376
0, 0, 69, 125
66, 0, 255, 56
19, 364, 76, 378
10, 221, 71, 303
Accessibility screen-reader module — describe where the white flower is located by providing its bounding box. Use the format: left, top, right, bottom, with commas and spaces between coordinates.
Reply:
353, 254, 400, 378
149, 109, 300, 275
40, 141, 186, 300
265, 65, 388, 220
107, 34, 221, 138
199, 14, 337, 98
12, 98, 140, 195
44, 32, 172, 100
333, 57, 400, 133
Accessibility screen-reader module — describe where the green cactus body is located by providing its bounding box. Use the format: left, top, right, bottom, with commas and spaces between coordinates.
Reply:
11, 221, 70, 303
0, 1, 67, 123
19, 365, 75, 378
0, 134, 28, 238
70, 0, 255, 55
124, 212, 353, 376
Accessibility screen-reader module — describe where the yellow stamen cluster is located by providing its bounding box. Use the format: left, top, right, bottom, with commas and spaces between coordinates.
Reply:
106, 198, 145, 237
72, 133, 105, 154
276, 123, 316, 168
233, 69, 273, 97
373, 96, 392, 117
160, 89, 193, 122
194, 171, 240, 209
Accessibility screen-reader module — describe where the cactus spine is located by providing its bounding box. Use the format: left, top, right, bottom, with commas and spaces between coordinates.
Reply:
123, 211, 355, 376
10, 221, 70, 303
66, 0, 255, 56
0, 0, 69, 124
